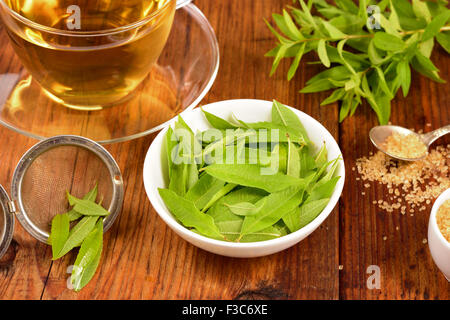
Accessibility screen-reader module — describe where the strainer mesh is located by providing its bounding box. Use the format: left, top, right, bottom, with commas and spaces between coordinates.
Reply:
20, 145, 113, 233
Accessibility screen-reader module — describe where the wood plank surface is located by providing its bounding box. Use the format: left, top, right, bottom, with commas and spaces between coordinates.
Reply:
0, 0, 448, 300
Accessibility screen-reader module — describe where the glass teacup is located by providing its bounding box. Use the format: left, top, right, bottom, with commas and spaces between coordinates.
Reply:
0, 0, 176, 110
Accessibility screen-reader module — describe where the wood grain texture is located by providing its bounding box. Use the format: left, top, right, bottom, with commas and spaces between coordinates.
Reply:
0, 0, 448, 300
339, 44, 450, 300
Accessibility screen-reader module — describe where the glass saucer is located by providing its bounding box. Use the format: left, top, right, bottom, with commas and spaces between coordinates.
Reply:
0, 3, 219, 144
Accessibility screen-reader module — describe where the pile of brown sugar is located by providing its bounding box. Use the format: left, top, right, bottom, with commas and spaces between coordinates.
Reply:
382, 132, 428, 159
436, 199, 450, 242
355, 142, 450, 215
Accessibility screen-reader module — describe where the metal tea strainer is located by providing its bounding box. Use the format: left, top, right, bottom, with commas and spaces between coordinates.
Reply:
0, 135, 124, 259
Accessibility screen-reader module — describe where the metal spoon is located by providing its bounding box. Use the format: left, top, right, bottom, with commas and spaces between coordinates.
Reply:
176, 0, 193, 9
369, 124, 450, 161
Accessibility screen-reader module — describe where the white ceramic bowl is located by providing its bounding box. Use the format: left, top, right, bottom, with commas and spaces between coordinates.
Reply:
143, 99, 345, 258
428, 188, 450, 281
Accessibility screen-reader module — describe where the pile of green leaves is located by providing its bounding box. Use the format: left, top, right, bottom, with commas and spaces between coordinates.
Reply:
158, 100, 341, 242
266, 0, 450, 124
49, 184, 109, 292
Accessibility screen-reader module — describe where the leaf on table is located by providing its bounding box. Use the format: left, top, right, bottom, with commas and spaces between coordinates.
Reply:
396, 60, 411, 97
436, 31, 450, 54
288, 42, 306, 80
53, 216, 99, 260
50, 213, 70, 259
373, 32, 405, 52
318, 39, 331, 68
412, 0, 432, 23
320, 88, 345, 106
71, 219, 103, 292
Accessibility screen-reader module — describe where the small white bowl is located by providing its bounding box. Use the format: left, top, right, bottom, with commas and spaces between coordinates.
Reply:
428, 188, 450, 281
143, 99, 345, 258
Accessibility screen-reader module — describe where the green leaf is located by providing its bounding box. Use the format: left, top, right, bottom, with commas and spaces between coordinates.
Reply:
411, 54, 445, 83
300, 79, 337, 93
201, 108, 237, 130
412, 0, 432, 23
379, 14, 401, 36
397, 60, 411, 97
201, 183, 238, 212
287, 140, 300, 178
203, 164, 305, 193
287, 43, 306, 80
54, 216, 99, 259
436, 31, 450, 53
318, 39, 331, 68
337, 39, 357, 75
322, 20, 347, 39
414, 52, 439, 72
314, 143, 328, 169
239, 226, 282, 242
368, 39, 386, 65
272, 13, 298, 40
271, 100, 310, 143
422, 10, 450, 42
373, 32, 405, 51
307, 176, 340, 202
240, 186, 305, 236
66, 185, 98, 222
298, 0, 318, 29
339, 93, 352, 122
334, 0, 358, 15
67, 193, 110, 216
264, 18, 290, 44
165, 127, 177, 180
374, 66, 393, 98
224, 200, 266, 216
158, 188, 223, 240
320, 88, 345, 106
307, 66, 351, 84
50, 214, 70, 259
361, 74, 390, 124
388, 0, 402, 31
185, 174, 226, 211
71, 220, 103, 292
419, 37, 434, 58
208, 188, 267, 241
283, 9, 303, 40
297, 198, 331, 229
270, 43, 292, 76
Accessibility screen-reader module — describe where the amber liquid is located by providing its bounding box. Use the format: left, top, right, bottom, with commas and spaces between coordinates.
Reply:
2, 0, 175, 109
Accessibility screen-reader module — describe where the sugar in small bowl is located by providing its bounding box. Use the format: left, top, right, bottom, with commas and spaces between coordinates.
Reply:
428, 188, 450, 281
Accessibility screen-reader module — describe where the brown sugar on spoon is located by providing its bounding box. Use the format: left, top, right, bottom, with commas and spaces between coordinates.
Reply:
382, 132, 428, 160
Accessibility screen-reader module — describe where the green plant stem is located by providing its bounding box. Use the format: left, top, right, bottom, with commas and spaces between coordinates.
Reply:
288, 25, 450, 44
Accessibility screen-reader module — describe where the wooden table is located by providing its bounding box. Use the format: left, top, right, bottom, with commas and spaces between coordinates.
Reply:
0, 0, 449, 300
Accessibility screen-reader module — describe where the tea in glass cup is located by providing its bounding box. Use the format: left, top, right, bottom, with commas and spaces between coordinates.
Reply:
0, 0, 176, 109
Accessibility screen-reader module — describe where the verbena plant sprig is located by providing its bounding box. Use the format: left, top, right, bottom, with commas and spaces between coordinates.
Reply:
266, 0, 450, 124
